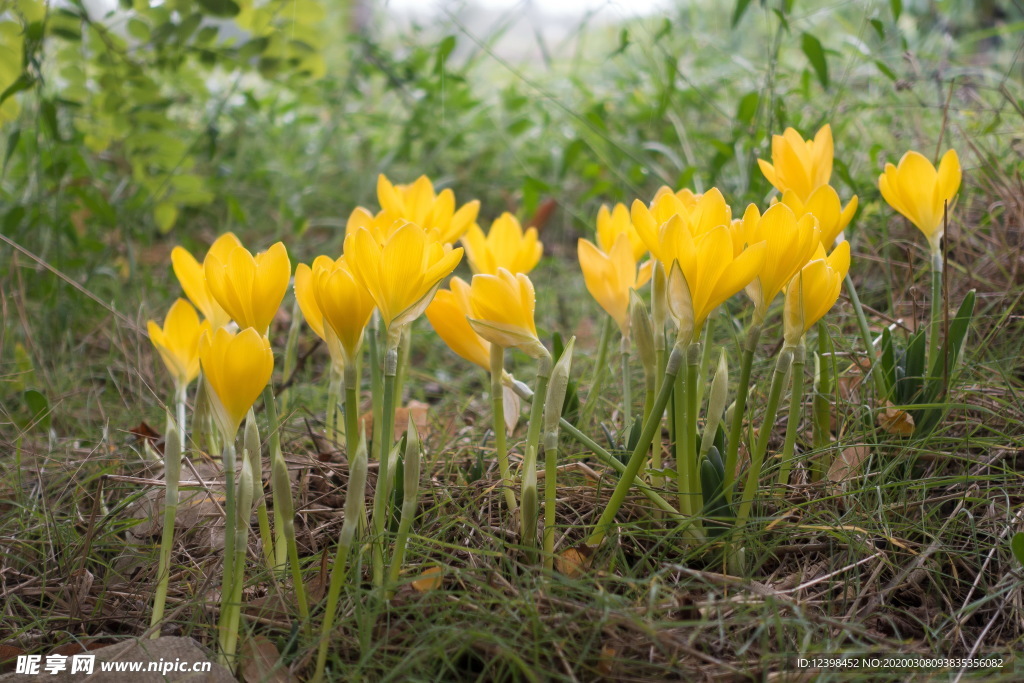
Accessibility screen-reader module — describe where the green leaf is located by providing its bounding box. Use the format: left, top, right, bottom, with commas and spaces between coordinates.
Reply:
3, 127, 19, 171
736, 91, 759, 126
23, 389, 51, 432
874, 59, 897, 82
0, 73, 34, 105
731, 0, 753, 27
890, 0, 902, 21
1011, 532, 1024, 566
801, 32, 829, 89
880, 327, 896, 399
197, 0, 240, 18
154, 201, 178, 233
930, 289, 975, 381
434, 35, 456, 74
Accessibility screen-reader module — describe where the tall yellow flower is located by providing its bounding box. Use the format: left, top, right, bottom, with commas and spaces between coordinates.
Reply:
757, 124, 834, 202
778, 185, 858, 249
578, 234, 653, 337
376, 174, 480, 244
662, 218, 766, 340
468, 268, 548, 359
734, 203, 821, 323
294, 256, 346, 369
878, 149, 961, 253
596, 203, 647, 261
425, 276, 491, 370
784, 241, 851, 347
462, 213, 543, 275
171, 233, 242, 330
312, 256, 377, 363
205, 242, 291, 334
147, 298, 210, 392
345, 222, 463, 335
199, 327, 274, 439
630, 187, 732, 264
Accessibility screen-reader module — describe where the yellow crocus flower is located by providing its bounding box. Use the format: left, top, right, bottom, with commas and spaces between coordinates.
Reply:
757, 124, 834, 202
735, 203, 821, 323
779, 185, 858, 249
578, 234, 653, 337
468, 268, 548, 359
878, 149, 961, 254
596, 203, 647, 261
312, 256, 377, 364
376, 174, 481, 244
170, 232, 242, 330
198, 327, 274, 439
462, 213, 543, 275
425, 276, 491, 370
663, 218, 766, 341
204, 241, 291, 334
344, 222, 463, 334
147, 298, 211, 392
294, 256, 346, 369
783, 241, 851, 347
630, 187, 732, 264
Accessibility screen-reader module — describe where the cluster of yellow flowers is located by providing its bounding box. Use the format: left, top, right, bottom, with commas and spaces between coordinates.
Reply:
142, 125, 963, 667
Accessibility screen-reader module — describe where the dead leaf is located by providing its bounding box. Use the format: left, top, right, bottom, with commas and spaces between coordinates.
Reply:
828, 445, 871, 482
597, 643, 618, 677
527, 197, 557, 232
411, 566, 444, 593
241, 635, 297, 683
878, 405, 915, 436
837, 374, 862, 403
501, 384, 521, 434
555, 547, 593, 578
394, 400, 429, 439
129, 421, 164, 455
0, 644, 26, 674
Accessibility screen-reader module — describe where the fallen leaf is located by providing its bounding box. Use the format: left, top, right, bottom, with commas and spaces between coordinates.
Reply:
597, 643, 618, 677
241, 635, 297, 683
828, 445, 871, 482
555, 547, 593, 578
412, 566, 444, 593
878, 405, 915, 436
0, 644, 26, 674
394, 400, 429, 439
129, 421, 164, 455
501, 384, 521, 435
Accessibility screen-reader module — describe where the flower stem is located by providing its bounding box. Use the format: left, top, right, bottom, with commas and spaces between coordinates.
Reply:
580, 315, 613, 425
520, 356, 552, 562
724, 323, 762, 497
682, 342, 703, 529
150, 407, 182, 636
811, 322, 833, 480
223, 452, 254, 663
326, 365, 342, 447
387, 423, 421, 597
279, 297, 302, 414
371, 343, 399, 587
776, 344, 806, 492
927, 250, 944, 377
845, 273, 887, 398
368, 315, 384, 467
217, 439, 237, 657
262, 385, 288, 571
621, 339, 632, 428
313, 429, 368, 683
490, 346, 518, 513
587, 343, 684, 548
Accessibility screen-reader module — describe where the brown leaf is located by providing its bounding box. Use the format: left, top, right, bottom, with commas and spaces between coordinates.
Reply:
878, 405, 915, 436
129, 421, 164, 455
501, 384, 521, 435
241, 635, 297, 683
828, 445, 871, 482
555, 546, 593, 578
394, 400, 429, 439
597, 643, 618, 677
527, 198, 558, 232
0, 645, 26, 674
411, 566, 444, 593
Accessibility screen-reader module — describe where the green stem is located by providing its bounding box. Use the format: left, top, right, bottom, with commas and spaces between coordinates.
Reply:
520, 356, 552, 562
683, 343, 702, 528
313, 429, 368, 683
621, 340, 632, 428
263, 385, 287, 571
387, 426, 421, 597
368, 315, 384, 467
272, 452, 311, 635
724, 323, 762, 497
846, 273, 887, 398
927, 250, 943, 377
151, 406, 182, 636
326, 365, 342, 447
223, 455, 254, 664
371, 343, 399, 587
543, 439, 558, 571
217, 440, 237, 656
811, 322, 834, 479
672, 371, 685, 513
580, 316, 613, 424
734, 348, 793, 537
777, 345, 806, 492
587, 343, 685, 548
490, 346, 518, 513
279, 296, 302, 414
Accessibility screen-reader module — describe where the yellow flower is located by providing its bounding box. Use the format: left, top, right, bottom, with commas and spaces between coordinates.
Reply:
778, 185, 858, 248
734, 203, 821, 322
462, 213, 543, 275
199, 327, 274, 439
312, 256, 377, 363
205, 241, 291, 334
784, 241, 851, 346
376, 174, 480, 244
878, 149, 961, 253
578, 234, 653, 336
170, 233, 242, 330
757, 124, 834, 202
344, 222, 463, 333
147, 298, 210, 392
596, 203, 647, 261
294, 256, 346, 368
663, 218, 766, 340
468, 268, 548, 359
425, 276, 491, 370
630, 187, 732, 264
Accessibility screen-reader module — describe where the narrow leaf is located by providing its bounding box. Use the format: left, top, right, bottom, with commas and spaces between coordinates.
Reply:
801, 32, 829, 89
